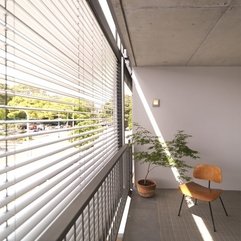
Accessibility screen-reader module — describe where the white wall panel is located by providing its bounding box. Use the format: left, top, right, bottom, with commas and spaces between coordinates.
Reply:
133, 67, 241, 190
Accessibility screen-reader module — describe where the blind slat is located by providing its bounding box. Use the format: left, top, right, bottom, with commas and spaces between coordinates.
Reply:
0, 142, 117, 240
0, 0, 119, 240
0, 129, 116, 192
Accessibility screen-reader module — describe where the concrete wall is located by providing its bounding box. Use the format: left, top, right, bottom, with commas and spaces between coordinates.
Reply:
133, 67, 241, 190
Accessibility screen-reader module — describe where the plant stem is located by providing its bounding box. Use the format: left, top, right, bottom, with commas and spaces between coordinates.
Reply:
144, 163, 152, 185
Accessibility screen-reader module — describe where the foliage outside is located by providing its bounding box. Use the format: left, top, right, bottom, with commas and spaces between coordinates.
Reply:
124, 95, 132, 130
1, 84, 133, 147
0, 84, 113, 146
129, 123, 200, 184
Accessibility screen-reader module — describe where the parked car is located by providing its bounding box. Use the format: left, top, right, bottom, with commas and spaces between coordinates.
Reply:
29, 123, 37, 130
37, 124, 45, 131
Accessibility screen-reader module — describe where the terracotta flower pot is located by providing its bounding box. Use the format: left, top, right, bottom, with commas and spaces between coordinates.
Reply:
137, 179, 156, 197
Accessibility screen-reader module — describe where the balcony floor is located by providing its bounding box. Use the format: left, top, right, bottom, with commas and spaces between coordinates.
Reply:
123, 189, 241, 241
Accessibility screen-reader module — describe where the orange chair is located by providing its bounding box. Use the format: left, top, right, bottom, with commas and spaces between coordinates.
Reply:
178, 164, 228, 232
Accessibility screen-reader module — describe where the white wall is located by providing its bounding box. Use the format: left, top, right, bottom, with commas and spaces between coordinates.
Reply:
133, 67, 241, 190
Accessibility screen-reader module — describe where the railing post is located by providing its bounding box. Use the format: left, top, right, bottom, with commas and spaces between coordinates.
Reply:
128, 140, 133, 194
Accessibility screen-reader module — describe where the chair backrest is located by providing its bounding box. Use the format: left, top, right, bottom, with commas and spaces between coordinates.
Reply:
193, 164, 222, 183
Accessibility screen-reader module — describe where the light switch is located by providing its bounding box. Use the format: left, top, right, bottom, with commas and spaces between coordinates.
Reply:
152, 99, 160, 107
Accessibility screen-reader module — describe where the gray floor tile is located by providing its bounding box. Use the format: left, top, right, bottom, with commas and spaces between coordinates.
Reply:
123, 189, 241, 241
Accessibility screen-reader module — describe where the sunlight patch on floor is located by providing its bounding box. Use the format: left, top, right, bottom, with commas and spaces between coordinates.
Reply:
117, 196, 131, 240
192, 214, 214, 241
185, 196, 195, 208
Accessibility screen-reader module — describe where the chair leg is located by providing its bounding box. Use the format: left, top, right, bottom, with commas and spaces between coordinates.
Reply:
195, 199, 198, 205
178, 195, 185, 216
208, 202, 216, 232
219, 196, 228, 216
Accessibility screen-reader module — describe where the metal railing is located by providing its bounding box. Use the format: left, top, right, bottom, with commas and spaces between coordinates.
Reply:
38, 144, 132, 241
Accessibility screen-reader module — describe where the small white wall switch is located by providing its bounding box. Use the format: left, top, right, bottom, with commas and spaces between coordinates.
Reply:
152, 99, 160, 107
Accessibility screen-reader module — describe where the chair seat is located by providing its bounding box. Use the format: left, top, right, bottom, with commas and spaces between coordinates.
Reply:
179, 181, 223, 202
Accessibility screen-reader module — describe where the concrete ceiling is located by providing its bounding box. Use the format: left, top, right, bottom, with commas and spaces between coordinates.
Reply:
108, 0, 241, 67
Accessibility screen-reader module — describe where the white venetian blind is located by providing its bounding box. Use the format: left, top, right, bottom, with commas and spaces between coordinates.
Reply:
0, 0, 119, 240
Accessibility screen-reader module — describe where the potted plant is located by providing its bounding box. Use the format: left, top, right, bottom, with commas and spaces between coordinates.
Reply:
129, 123, 200, 197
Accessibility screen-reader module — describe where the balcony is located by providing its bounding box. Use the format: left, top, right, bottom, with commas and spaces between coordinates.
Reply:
37, 142, 240, 241
122, 189, 240, 241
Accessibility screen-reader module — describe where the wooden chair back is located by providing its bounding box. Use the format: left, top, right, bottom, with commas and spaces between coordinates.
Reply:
178, 163, 228, 232
193, 164, 222, 183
